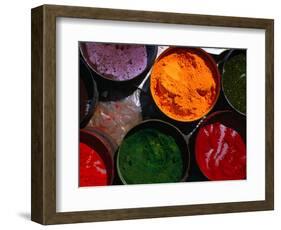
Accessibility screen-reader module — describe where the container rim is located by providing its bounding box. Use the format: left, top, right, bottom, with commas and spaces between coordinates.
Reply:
79, 42, 158, 83
79, 58, 99, 128
116, 119, 190, 185
150, 46, 221, 122
192, 110, 246, 180
221, 49, 247, 116
80, 128, 116, 186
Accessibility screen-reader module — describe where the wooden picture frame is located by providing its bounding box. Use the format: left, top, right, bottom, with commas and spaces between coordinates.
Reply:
31, 4, 274, 225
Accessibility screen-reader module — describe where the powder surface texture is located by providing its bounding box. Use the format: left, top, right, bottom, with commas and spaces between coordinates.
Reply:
151, 49, 217, 121
195, 122, 246, 180
85, 43, 148, 81
223, 53, 246, 114
118, 129, 184, 184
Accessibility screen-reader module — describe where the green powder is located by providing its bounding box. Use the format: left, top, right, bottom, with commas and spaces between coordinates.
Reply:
118, 128, 184, 184
223, 53, 246, 114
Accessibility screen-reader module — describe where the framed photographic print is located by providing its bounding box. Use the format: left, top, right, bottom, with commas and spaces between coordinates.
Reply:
31, 4, 274, 225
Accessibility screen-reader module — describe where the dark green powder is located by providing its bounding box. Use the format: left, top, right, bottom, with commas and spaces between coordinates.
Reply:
223, 53, 246, 114
118, 128, 184, 184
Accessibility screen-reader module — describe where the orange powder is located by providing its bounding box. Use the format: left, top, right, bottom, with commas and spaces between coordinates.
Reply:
150, 48, 218, 122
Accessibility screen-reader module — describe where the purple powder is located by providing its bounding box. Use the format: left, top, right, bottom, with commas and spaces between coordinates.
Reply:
84, 43, 148, 81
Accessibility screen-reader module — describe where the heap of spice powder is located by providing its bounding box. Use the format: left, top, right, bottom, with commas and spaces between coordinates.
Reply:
118, 128, 183, 184
222, 53, 246, 114
84, 43, 148, 81
150, 48, 218, 122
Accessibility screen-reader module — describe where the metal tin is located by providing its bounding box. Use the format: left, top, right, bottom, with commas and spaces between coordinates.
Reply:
80, 43, 158, 85
80, 128, 118, 186
116, 119, 190, 185
150, 47, 221, 122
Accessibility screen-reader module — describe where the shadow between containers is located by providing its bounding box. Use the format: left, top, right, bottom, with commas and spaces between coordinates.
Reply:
79, 58, 99, 128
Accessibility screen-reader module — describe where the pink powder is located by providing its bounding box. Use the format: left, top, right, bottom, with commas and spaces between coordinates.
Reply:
85, 43, 148, 81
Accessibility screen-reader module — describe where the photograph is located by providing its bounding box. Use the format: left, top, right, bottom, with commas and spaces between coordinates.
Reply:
79, 42, 247, 187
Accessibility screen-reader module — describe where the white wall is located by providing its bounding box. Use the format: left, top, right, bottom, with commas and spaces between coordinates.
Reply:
0, 0, 279, 229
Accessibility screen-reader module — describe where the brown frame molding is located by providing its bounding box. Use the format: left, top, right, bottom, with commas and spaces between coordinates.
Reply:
31, 4, 274, 225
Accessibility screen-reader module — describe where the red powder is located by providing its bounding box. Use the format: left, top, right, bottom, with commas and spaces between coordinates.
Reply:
79, 142, 108, 186
195, 122, 246, 180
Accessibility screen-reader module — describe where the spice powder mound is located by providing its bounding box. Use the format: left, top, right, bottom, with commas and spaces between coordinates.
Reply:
118, 128, 183, 184
150, 49, 218, 122
85, 43, 148, 81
